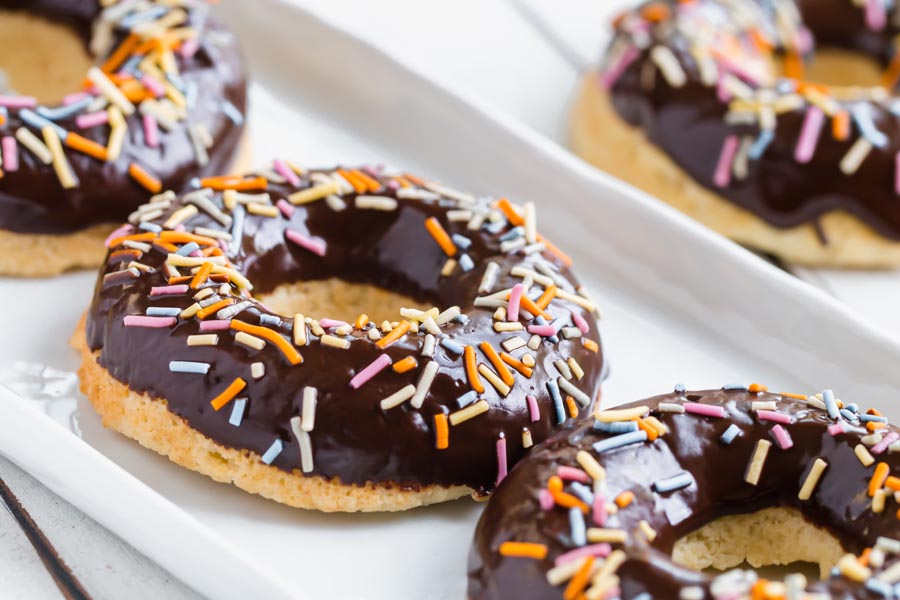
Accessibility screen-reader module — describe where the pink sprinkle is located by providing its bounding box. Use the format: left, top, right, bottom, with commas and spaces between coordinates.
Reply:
757, 410, 793, 425
527, 324, 556, 337
770, 424, 793, 450
554, 543, 611, 567
349, 354, 392, 389
276, 199, 295, 218
0, 95, 36, 108
872, 432, 899, 455
592, 491, 607, 526
684, 402, 725, 418
557, 466, 589, 483
496, 435, 508, 486
189, 249, 204, 257
713, 135, 739, 188
76, 110, 109, 129
143, 114, 160, 148
104, 224, 134, 247
141, 74, 166, 98
828, 422, 846, 436
175, 224, 186, 232
599, 45, 639, 90
2, 136, 18, 172
794, 106, 824, 163
572, 312, 590, 334
866, 0, 886, 31
285, 229, 326, 257
123, 315, 175, 328
200, 319, 231, 331
218, 239, 229, 254
273, 158, 300, 187
507, 284, 524, 322
894, 152, 900, 195
150, 284, 189, 296
319, 318, 350, 329
179, 38, 200, 59
527, 394, 540, 422
539, 489, 554, 511
716, 75, 733, 103
62, 92, 89, 106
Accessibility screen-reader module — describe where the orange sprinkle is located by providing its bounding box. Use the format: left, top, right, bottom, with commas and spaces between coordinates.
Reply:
539, 235, 573, 267
563, 555, 595, 600
65, 132, 108, 161
376, 320, 410, 349
159, 231, 220, 246
128, 162, 162, 193
200, 175, 268, 191
886, 476, 900, 491
748, 383, 768, 394
868, 421, 887, 432
109, 249, 142, 260
869, 408, 885, 417
434, 413, 449, 450
337, 168, 367, 193
882, 51, 900, 89
196, 298, 235, 320
552, 490, 589, 514
190, 261, 213, 289
548, 475, 564, 493
896, 507, 900, 521
495, 198, 524, 226
519, 294, 551, 320
870, 462, 890, 497
565, 396, 579, 419
352, 169, 382, 193
403, 172, 427, 186
424, 217, 457, 257
500, 352, 533, 378
210, 377, 246, 411
640, 3, 670, 22
231, 320, 303, 365
155, 241, 180, 253
108, 232, 157, 247
393, 356, 417, 374
498, 541, 548, 560
354, 314, 369, 329
392, 176, 411, 188
832, 109, 851, 141
859, 548, 872, 567
750, 579, 769, 600
636, 418, 658, 442
479, 342, 515, 387
779, 392, 807, 400
782, 52, 804, 80
465, 345, 485, 393
615, 491, 634, 508
583, 339, 600, 353
535, 284, 558, 310
101, 34, 140, 73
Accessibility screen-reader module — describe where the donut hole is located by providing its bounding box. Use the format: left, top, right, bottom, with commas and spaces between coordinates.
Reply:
256, 279, 430, 325
671, 506, 845, 580
0, 11, 93, 103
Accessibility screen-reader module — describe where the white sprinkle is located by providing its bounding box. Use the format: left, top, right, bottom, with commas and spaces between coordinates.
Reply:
422, 334, 436, 357
356, 195, 397, 211
410, 361, 440, 409
502, 336, 527, 352
479, 261, 500, 293
650, 45, 687, 87
380, 384, 417, 410
251, 362, 265, 379
321, 334, 350, 349
301, 387, 317, 431
290, 417, 314, 473
839, 138, 873, 175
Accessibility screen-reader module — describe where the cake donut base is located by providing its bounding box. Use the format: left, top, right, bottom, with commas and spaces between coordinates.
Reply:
74, 316, 470, 512
569, 73, 900, 268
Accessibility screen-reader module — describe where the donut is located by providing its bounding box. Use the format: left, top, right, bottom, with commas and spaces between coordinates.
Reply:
468, 384, 900, 599
0, 1, 247, 277
75, 162, 605, 512
571, 0, 900, 268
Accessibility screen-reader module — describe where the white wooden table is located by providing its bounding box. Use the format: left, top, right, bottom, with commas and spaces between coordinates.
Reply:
5, 1, 900, 597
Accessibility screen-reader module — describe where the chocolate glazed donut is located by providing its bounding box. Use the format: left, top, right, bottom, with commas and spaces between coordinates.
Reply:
574, 0, 900, 267
468, 386, 900, 599
77, 163, 605, 512
0, 0, 246, 275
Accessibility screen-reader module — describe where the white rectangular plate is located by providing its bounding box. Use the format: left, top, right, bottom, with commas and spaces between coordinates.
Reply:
4, 2, 900, 599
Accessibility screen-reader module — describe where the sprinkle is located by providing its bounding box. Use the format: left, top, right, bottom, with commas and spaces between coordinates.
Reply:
376, 320, 410, 349
593, 430, 648, 454
496, 434, 508, 486
123, 315, 175, 328
76, 110, 109, 129
199, 319, 232, 332
870, 462, 891, 497
349, 354, 393, 389
757, 410, 793, 425
87, 67, 135, 115
434, 414, 449, 450
522, 428, 533, 448
498, 542, 547, 560
507, 284, 525, 322
128, 162, 162, 193
653, 472, 693, 494
168, 361, 210, 374
744, 439, 771, 485
478, 364, 511, 397
684, 402, 725, 418
410, 360, 440, 409
713, 135, 739, 188
321, 334, 351, 350
873, 432, 900, 455
424, 217, 457, 256
575, 451, 606, 483
42, 127, 77, 189
840, 138, 873, 175
251, 363, 265, 379
525, 394, 541, 422
594, 421, 638, 434
379, 384, 417, 410
527, 325, 556, 337
658, 402, 685, 414
187, 334, 218, 346
596, 406, 649, 422
287, 417, 314, 473
0, 96, 36, 109
480, 341, 515, 387
770, 424, 794, 450
857, 443, 876, 467
449, 400, 489, 425
459, 254, 475, 272
422, 334, 436, 357
292, 314, 306, 346
257, 438, 284, 465
479, 262, 501, 293
1, 137, 17, 172
798, 458, 828, 501
210, 378, 246, 411
838, 553, 871, 582
228, 398, 247, 426
794, 106, 825, 163
548, 380, 566, 424
828, 422, 846, 436
15, 128, 51, 164
585, 528, 627, 544
273, 159, 300, 187
464, 346, 484, 393
235, 331, 265, 351
285, 229, 327, 257
393, 356, 417, 373
356, 195, 397, 211
650, 45, 686, 87
440, 339, 465, 355
151, 284, 189, 296
558, 378, 591, 407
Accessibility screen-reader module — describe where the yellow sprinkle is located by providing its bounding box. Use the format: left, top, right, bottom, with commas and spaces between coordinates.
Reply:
838, 553, 871, 582
88, 66, 135, 115
41, 127, 77, 189
106, 106, 126, 162
522, 428, 533, 448
293, 314, 307, 346
567, 357, 584, 380
477, 363, 511, 397
235, 331, 265, 351
15, 127, 51, 164
745, 439, 772, 486
247, 202, 279, 217
856, 443, 876, 467
797, 458, 828, 501
163, 204, 198, 229
638, 520, 657, 542
586, 528, 628, 544
595, 406, 649, 422
187, 334, 218, 346
288, 181, 340, 205
576, 450, 606, 482
321, 334, 351, 349
379, 384, 416, 410
449, 399, 489, 425
874, 488, 888, 514
179, 303, 200, 318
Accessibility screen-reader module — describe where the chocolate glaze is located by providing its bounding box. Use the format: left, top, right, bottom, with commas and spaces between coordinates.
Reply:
85, 168, 605, 493
0, 0, 246, 234
468, 388, 900, 599
605, 0, 900, 241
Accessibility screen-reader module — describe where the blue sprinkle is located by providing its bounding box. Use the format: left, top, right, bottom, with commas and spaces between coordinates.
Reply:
455, 314, 469, 324
19, 109, 67, 139
121, 55, 143, 76
190, 177, 201, 189
259, 314, 281, 327
456, 390, 478, 408
139, 222, 162, 232
547, 380, 565, 424
844, 403, 860, 414
851, 104, 889, 148
440, 339, 465, 355
485, 220, 505, 234
222, 101, 244, 125
720, 424, 741, 444
569, 507, 587, 546
499, 226, 525, 242
168, 361, 210, 375
866, 578, 892, 597
747, 129, 774, 160
176, 241, 200, 256
823, 389, 839, 420
569, 481, 594, 505
230, 204, 245, 250
459, 254, 474, 272
722, 383, 748, 391
147, 307, 181, 317
674, 382, 686, 393
594, 420, 639, 434
260, 439, 284, 465
229, 398, 247, 427
36, 96, 93, 121
120, 5, 167, 28
534, 315, 558, 343
451, 233, 472, 249
592, 430, 648, 454
184, 81, 198, 109
0, 107, 7, 122
839, 408, 859, 424
860, 413, 889, 423
652, 472, 693, 493
633, 594, 652, 600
